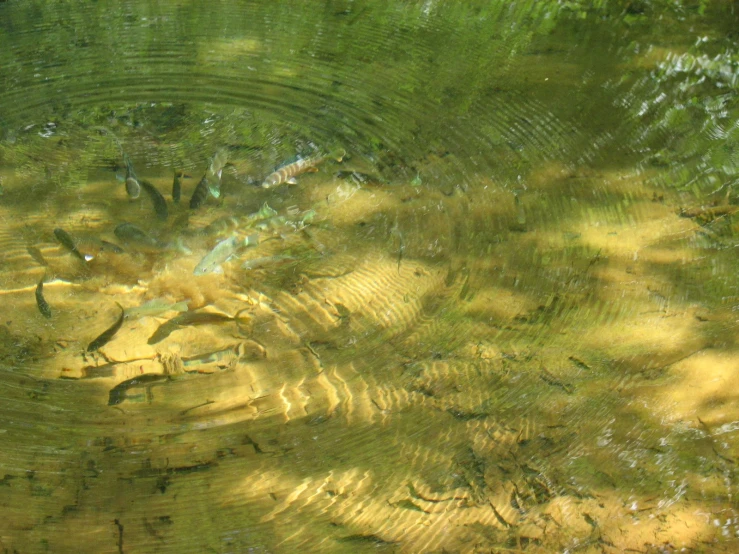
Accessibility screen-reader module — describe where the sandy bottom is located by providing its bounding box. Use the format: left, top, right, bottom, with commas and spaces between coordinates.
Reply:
0, 160, 737, 553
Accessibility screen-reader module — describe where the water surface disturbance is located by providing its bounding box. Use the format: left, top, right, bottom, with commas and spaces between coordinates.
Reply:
0, 1, 738, 552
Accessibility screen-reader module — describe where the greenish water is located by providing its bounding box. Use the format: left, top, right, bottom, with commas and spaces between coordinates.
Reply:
1, 1, 738, 552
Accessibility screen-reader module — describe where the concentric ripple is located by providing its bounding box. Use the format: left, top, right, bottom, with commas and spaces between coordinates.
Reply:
1, 1, 738, 552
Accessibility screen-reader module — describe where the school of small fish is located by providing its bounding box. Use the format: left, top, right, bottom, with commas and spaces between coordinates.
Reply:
29, 139, 356, 404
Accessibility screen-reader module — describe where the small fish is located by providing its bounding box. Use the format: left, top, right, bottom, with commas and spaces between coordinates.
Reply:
113, 223, 190, 254
124, 298, 189, 320
193, 234, 258, 275
182, 345, 241, 368
199, 215, 242, 237
206, 174, 222, 199
172, 310, 247, 326
169, 308, 249, 326
147, 309, 250, 345
189, 174, 210, 209
171, 212, 191, 232
172, 170, 182, 204
99, 240, 125, 254
335, 170, 384, 187
123, 154, 141, 199
301, 209, 318, 224
54, 228, 91, 262
262, 149, 345, 189
253, 209, 316, 235
205, 149, 228, 199
253, 215, 285, 232
249, 202, 278, 222
146, 321, 180, 345
125, 177, 141, 199
108, 373, 169, 406
114, 223, 163, 250
26, 245, 49, 267
87, 303, 125, 352
200, 204, 277, 238
198, 203, 278, 237
209, 148, 229, 177
35, 276, 52, 319
140, 180, 168, 221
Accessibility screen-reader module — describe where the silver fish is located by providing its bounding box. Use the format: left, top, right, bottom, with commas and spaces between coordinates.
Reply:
250, 202, 278, 222
209, 148, 229, 177
123, 154, 141, 199
206, 172, 222, 199
193, 234, 259, 275
201, 148, 228, 199
197, 203, 278, 238
124, 298, 189, 320
253, 208, 317, 236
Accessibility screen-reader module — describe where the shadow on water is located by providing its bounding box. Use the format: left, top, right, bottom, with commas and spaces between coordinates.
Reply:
0, 0, 738, 552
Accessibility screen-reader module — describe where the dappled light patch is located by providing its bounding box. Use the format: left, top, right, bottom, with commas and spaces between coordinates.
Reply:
1, 0, 738, 552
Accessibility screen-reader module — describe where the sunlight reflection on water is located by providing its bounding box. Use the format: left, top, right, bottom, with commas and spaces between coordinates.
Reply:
0, 0, 738, 552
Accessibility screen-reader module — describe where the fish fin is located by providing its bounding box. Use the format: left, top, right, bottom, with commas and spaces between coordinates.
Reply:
245, 234, 259, 247
306, 167, 320, 173
286, 177, 298, 185
213, 265, 224, 275
84, 254, 95, 262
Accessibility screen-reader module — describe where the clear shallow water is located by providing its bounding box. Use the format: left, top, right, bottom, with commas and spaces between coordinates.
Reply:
1, 1, 738, 552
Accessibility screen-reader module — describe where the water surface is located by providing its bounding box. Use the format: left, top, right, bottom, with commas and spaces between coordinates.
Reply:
1, 1, 738, 552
